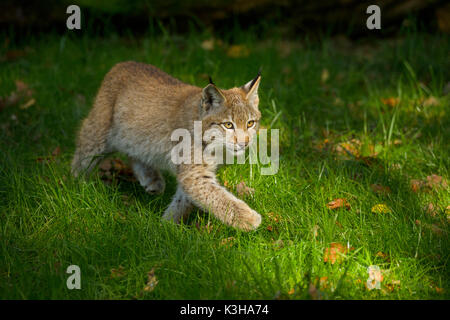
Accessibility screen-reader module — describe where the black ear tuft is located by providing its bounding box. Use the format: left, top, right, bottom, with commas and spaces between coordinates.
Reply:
208, 76, 215, 86
247, 68, 262, 92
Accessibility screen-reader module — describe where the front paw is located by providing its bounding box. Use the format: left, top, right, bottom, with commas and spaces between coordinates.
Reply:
143, 179, 165, 195
230, 204, 262, 231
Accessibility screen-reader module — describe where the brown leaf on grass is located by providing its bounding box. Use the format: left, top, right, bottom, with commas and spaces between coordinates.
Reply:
36, 146, 62, 163
19, 98, 35, 110
371, 184, 391, 195
267, 212, 283, 223
315, 276, 329, 289
201, 39, 215, 51
52, 146, 61, 157
143, 268, 158, 292
375, 251, 391, 262
383, 280, 400, 293
323, 242, 354, 264
327, 198, 350, 210
236, 181, 254, 197
410, 175, 448, 193
287, 288, 295, 295
272, 239, 293, 250
220, 237, 235, 248
381, 97, 400, 107
425, 174, 448, 189
98, 158, 136, 183
410, 179, 423, 192
424, 203, 437, 217
321, 69, 329, 84
314, 138, 331, 152
15, 80, 33, 98
266, 225, 273, 232
422, 96, 439, 107
365, 266, 384, 290
0, 80, 34, 111
225, 280, 237, 290
334, 139, 361, 158
435, 287, 445, 294
2, 49, 27, 62
415, 220, 446, 236
431, 224, 445, 236
312, 225, 320, 237
308, 283, 321, 300
110, 266, 125, 278
226, 45, 250, 58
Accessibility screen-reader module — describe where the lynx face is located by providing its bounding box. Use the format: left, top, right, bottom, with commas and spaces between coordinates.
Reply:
201, 75, 261, 156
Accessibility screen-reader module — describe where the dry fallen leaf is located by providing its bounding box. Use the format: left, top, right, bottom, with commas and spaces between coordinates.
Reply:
201, 39, 215, 51
226, 45, 250, 58
312, 225, 320, 237
371, 184, 391, 195
425, 174, 448, 190
0, 80, 34, 111
422, 96, 439, 107
371, 203, 391, 214
272, 239, 293, 250
424, 203, 437, 217
267, 212, 283, 223
236, 181, 255, 197
435, 287, 445, 294
365, 266, 383, 290
383, 279, 400, 293
323, 242, 354, 264
321, 68, 329, 84
381, 97, 400, 107
410, 175, 448, 192
327, 198, 350, 210
19, 98, 35, 110
143, 268, 158, 292
220, 237, 235, 248
287, 288, 295, 295
36, 146, 62, 164
334, 139, 361, 158
375, 251, 390, 262
315, 276, 329, 289
110, 266, 125, 278
98, 158, 136, 183
410, 179, 423, 192
308, 283, 320, 300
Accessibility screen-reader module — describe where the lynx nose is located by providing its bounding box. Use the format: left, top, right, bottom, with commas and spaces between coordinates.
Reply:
237, 142, 248, 149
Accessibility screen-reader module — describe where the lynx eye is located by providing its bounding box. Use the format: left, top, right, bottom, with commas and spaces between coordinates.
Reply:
247, 120, 255, 128
223, 122, 234, 129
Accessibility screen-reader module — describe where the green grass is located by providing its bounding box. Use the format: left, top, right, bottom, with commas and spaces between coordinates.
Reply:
0, 28, 449, 299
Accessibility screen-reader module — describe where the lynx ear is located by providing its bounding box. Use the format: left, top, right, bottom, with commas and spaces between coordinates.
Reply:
242, 70, 261, 106
202, 83, 226, 111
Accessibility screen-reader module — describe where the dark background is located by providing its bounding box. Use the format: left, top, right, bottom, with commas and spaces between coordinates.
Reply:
2, 0, 449, 40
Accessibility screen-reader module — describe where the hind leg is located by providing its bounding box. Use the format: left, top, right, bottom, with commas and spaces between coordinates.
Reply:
71, 125, 110, 177
131, 160, 165, 195
71, 117, 111, 177
71, 88, 114, 177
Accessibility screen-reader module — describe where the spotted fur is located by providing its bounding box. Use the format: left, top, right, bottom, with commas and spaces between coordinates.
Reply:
72, 61, 262, 231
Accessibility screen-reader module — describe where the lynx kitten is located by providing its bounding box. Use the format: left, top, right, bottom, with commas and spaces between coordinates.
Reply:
72, 61, 262, 231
